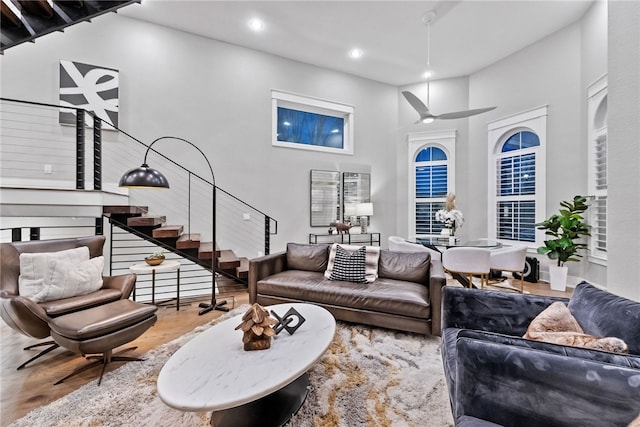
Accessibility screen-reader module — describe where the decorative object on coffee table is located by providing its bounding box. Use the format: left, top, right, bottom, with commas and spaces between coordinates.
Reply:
235, 303, 277, 351
145, 250, 165, 266
271, 307, 306, 335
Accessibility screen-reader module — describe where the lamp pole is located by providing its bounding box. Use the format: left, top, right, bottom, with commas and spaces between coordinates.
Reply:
119, 136, 228, 315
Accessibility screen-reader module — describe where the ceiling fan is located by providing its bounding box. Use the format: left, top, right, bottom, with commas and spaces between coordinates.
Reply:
403, 10, 496, 124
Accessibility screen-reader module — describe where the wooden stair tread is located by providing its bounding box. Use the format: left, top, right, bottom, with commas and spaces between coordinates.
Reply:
127, 215, 166, 227
236, 257, 249, 279
152, 225, 183, 238
176, 234, 201, 249
198, 242, 219, 260
103, 205, 148, 215
217, 250, 241, 269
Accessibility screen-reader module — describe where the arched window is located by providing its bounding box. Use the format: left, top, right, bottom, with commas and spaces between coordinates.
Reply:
588, 76, 607, 261
496, 131, 539, 242
488, 106, 547, 246
408, 131, 456, 237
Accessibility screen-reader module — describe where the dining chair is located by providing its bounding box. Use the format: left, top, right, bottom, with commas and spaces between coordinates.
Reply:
442, 247, 491, 289
388, 236, 441, 261
489, 245, 528, 293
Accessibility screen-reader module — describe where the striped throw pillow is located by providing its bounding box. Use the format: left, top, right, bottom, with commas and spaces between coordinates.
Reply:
329, 245, 367, 283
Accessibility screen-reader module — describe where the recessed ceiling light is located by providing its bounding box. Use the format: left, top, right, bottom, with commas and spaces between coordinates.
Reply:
248, 18, 265, 32
348, 48, 364, 59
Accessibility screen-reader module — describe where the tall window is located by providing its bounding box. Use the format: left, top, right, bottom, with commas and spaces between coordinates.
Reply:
588, 76, 607, 261
488, 106, 547, 246
408, 130, 456, 238
415, 147, 448, 234
496, 131, 539, 242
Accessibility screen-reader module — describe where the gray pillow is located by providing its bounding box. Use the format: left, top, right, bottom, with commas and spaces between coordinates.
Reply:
378, 250, 430, 285
286, 243, 329, 272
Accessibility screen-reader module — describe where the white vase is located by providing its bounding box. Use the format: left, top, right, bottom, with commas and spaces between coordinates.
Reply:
548, 265, 568, 291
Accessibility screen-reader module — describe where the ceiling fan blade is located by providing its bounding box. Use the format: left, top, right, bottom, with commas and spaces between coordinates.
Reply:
402, 91, 431, 116
436, 106, 497, 120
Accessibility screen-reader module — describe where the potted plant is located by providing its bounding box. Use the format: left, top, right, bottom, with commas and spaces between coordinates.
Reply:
536, 195, 590, 291
145, 250, 166, 266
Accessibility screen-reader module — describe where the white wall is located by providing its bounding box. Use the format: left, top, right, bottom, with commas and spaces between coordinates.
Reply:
0, 14, 398, 254
607, 0, 640, 300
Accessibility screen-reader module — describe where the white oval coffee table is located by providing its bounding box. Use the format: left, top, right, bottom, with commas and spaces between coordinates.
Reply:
157, 303, 336, 427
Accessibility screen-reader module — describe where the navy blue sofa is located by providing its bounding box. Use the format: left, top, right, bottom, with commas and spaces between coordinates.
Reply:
441, 282, 640, 427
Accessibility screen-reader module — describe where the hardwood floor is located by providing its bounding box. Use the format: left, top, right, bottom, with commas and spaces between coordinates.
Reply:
0, 289, 249, 427
0, 279, 570, 426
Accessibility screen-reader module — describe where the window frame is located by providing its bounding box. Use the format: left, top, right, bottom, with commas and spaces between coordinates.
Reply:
487, 106, 547, 248
408, 130, 456, 239
587, 74, 608, 263
271, 89, 354, 155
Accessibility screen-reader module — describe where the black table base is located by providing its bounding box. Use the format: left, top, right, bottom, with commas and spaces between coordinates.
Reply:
210, 372, 309, 427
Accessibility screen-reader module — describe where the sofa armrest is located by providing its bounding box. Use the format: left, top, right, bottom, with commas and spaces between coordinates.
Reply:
249, 251, 287, 303
441, 285, 569, 336
455, 337, 640, 427
102, 273, 137, 300
428, 260, 446, 336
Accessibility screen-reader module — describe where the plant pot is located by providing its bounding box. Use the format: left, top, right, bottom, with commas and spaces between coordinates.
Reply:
549, 265, 568, 291
145, 256, 165, 266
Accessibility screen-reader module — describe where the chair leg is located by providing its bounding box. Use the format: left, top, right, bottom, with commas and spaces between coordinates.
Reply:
17, 341, 60, 370
54, 346, 144, 386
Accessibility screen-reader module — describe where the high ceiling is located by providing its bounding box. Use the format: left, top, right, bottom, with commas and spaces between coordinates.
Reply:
120, 0, 595, 86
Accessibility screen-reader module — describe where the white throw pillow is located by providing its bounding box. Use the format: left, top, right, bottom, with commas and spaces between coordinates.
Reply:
19, 246, 90, 299
33, 256, 105, 302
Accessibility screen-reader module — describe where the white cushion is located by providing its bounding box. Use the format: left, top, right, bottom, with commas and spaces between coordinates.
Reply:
324, 243, 380, 283
19, 246, 90, 298
34, 256, 105, 302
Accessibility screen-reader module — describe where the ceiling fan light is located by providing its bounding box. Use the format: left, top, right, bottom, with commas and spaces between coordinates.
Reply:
422, 70, 433, 79
248, 18, 265, 32
348, 48, 364, 59
422, 117, 435, 124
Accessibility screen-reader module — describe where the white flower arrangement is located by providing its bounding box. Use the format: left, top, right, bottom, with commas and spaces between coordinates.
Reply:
435, 209, 464, 229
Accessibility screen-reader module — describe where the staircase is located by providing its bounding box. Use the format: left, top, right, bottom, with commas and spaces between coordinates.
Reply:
1, 0, 140, 53
103, 205, 249, 282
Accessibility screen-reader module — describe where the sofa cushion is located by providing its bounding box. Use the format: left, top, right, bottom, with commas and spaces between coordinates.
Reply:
328, 245, 367, 283
568, 282, 640, 355
378, 250, 430, 285
18, 246, 90, 300
286, 243, 328, 272
257, 270, 430, 319
324, 244, 380, 283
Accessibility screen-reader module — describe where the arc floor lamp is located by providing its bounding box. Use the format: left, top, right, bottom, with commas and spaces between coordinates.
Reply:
119, 136, 228, 315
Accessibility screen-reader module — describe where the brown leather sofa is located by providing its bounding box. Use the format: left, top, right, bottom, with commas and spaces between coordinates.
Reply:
249, 243, 447, 335
0, 236, 138, 369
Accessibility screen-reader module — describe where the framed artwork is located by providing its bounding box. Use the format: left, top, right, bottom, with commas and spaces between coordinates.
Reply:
59, 59, 119, 129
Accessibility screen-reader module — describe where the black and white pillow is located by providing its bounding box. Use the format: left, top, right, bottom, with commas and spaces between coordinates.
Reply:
328, 245, 367, 283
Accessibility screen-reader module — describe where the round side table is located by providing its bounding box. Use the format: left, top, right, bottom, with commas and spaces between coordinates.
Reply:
129, 260, 182, 310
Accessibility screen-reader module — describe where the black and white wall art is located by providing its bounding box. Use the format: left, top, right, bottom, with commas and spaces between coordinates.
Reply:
59, 60, 119, 129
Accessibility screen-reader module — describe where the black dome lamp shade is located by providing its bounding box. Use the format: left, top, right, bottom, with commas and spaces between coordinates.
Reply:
119, 163, 170, 188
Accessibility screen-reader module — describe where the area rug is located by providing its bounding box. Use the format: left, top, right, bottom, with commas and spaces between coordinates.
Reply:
9, 306, 453, 427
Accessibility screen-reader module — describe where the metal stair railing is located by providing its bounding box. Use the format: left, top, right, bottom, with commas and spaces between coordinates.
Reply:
0, 97, 277, 278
